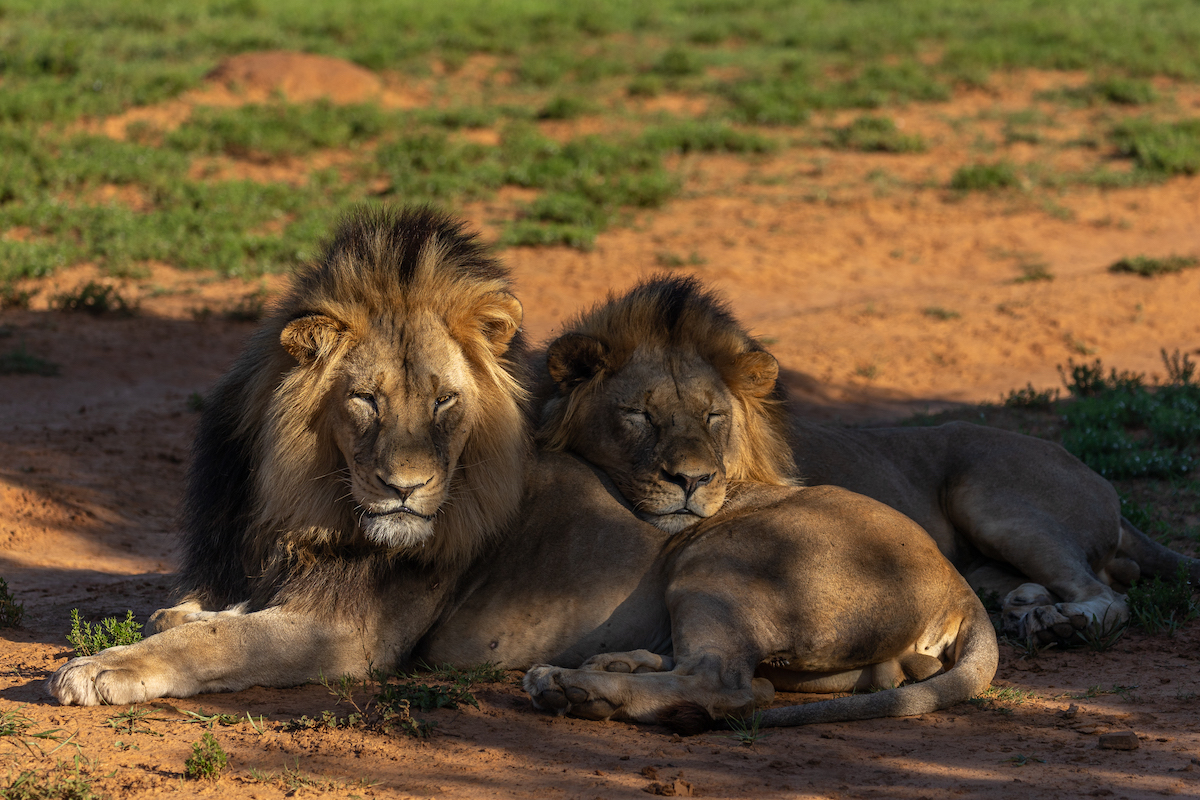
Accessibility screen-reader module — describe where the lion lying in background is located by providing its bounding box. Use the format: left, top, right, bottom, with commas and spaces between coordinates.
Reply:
536, 275, 1200, 646
50, 208, 994, 732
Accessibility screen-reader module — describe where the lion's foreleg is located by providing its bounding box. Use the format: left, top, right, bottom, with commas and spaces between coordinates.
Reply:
49, 606, 379, 706
578, 649, 674, 674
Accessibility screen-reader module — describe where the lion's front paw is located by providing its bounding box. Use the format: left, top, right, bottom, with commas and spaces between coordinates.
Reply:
523, 665, 619, 720
580, 649, 674, 674
48, 648, 167, 707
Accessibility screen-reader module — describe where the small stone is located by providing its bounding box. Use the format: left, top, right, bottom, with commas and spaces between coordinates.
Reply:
1058, 703, 1079, 720
1098, 731, 1139, 751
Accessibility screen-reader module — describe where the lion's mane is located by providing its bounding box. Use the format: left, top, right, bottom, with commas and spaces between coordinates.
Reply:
536, 275, 795, 487
177, 207, 531, 614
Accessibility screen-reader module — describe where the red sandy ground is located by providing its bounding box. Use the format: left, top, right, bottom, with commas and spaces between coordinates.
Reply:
1, 52, 1198, 798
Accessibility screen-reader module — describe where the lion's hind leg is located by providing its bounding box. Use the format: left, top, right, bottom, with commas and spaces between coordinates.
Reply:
1001, 582, 1127, 644
524, 660, 767, 724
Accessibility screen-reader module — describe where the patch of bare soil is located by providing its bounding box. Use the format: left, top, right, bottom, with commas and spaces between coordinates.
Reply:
3, 58, 1199, 798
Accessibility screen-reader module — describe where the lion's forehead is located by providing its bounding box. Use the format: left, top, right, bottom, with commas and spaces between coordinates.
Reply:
346, 322, 474, 399
613, 352, 732, 417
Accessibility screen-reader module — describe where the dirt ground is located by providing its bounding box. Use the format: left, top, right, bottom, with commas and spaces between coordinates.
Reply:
1, 53, 1199, 798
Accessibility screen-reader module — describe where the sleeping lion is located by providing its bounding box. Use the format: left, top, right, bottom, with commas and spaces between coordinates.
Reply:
534, 275, 1200, 647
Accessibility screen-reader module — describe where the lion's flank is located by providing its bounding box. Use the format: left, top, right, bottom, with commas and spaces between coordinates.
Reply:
178, 206, 531, 610
536, 274, 796, 487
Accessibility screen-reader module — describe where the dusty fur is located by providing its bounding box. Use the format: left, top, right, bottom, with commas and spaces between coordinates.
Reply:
177, 206, 531, 612
537, 275, 795, 487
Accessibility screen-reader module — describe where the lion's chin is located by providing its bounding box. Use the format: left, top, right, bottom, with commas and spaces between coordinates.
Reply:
362, 512, 437, 550
641, 511, 705, 534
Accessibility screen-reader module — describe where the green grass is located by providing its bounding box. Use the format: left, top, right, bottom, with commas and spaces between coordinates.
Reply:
922, 306, 961, 321
66, 609, 143, 657
950, 161, 1022, 191
1110, 118, 1200, 176
0, 344, 59, 377
1126, 563, 1199, 635
52, 282, 137, 317
1109, 254, 1199, 277
826, 115, 925, 153
1057, 353, 1200, 479
164, 101, 392, 158
0, 579, 25, 628
2, 1, 1200, 273
184, 733, 228, 781
0, 762, 99, 800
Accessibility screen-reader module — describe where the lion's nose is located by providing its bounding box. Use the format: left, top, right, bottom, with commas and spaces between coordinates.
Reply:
661, 468, 714, 498
378, 475, 430, 501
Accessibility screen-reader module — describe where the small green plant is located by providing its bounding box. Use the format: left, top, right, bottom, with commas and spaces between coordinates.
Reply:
184, 732, 228, 781
1110, 118, 1200, 176
828, 115, 924, 153
1108, 254, 1199, 277
1013, 261, 1053, 283
725, 711, 767, 746
1002, 754, 1046, 766
52, 281, 137, 317
0, 578, 25, 628
0, 343, 59, 376
105, 706, 164, 737
0, 282, 37, 309
66, 609, 142, 657
1002, 383, 1060, 410
655, 250, 706, 268
181, 709, 243, 729
1, 761, 99, 800
1126, 563, 1198, 635
537, 95, 592, 120
922, 306, 960, 321
950, 161, 1021, 191
0, 708, 69, 756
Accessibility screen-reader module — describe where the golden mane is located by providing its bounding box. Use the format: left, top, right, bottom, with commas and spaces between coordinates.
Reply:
180, 207, 530, 605
537, 274, 795, 487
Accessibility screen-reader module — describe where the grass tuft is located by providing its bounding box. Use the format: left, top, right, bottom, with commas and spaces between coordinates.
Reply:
828, 115, 925, 153
950, 161, 1021, 191
1126, 563, 1198, 635
52, 282, 137, 317
184, 733, 228, 781
66, 609, 142, 657
0, 579, 25, 628
1108, 254, 1198, 277
0, 343, 59, 377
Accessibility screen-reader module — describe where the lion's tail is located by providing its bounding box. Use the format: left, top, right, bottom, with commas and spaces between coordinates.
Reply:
1118, 516, 1200, 585
755, 598, 998, 728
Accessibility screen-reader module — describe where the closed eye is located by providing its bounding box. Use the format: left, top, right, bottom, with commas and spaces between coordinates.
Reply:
351, 392, 378, 413
707, 411, 726, 426
620, 407, 651, 424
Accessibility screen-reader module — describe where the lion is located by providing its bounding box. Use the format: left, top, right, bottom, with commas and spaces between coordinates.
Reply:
534, 275, 1200, 647
50, 208, 994, 733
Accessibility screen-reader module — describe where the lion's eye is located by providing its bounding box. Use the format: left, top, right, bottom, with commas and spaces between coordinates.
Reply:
707, 411, 725, 426
434, 392, 458, 411
351, 393, 378, 414
621, 407, 651, 424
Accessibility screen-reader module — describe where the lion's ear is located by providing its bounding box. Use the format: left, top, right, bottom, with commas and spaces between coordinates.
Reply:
730, 350, 779, 399
546, 333, 609, 392
280, 314, 347, 366
476, 291, 524, 357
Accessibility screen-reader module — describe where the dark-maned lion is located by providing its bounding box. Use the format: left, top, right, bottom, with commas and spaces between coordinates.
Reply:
535, 275, 1200, 646
50, 209, 993, 731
